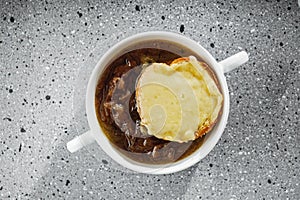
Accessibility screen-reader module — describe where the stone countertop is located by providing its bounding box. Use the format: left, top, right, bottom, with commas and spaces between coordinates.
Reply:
0, 0, 299, 199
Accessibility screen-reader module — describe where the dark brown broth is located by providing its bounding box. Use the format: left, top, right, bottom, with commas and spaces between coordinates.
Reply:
95, 42, 207, 164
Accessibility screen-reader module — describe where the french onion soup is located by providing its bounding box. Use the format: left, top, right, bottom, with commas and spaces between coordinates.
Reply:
95, 41, 223, 164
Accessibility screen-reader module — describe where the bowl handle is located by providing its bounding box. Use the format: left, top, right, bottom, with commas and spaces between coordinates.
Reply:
67, 130, 95, 153
218, 51, 249, 73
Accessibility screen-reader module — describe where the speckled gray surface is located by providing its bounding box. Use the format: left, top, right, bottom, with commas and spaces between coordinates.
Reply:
0, 0, 299, 199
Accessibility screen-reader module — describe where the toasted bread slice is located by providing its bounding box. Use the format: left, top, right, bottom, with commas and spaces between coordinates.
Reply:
136, 56, 223, 142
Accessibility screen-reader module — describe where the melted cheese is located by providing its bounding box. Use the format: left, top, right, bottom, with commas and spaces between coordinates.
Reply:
136, 56, 223, 142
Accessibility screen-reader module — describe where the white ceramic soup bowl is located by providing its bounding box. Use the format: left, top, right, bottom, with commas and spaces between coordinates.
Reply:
67, 31, 248, 174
